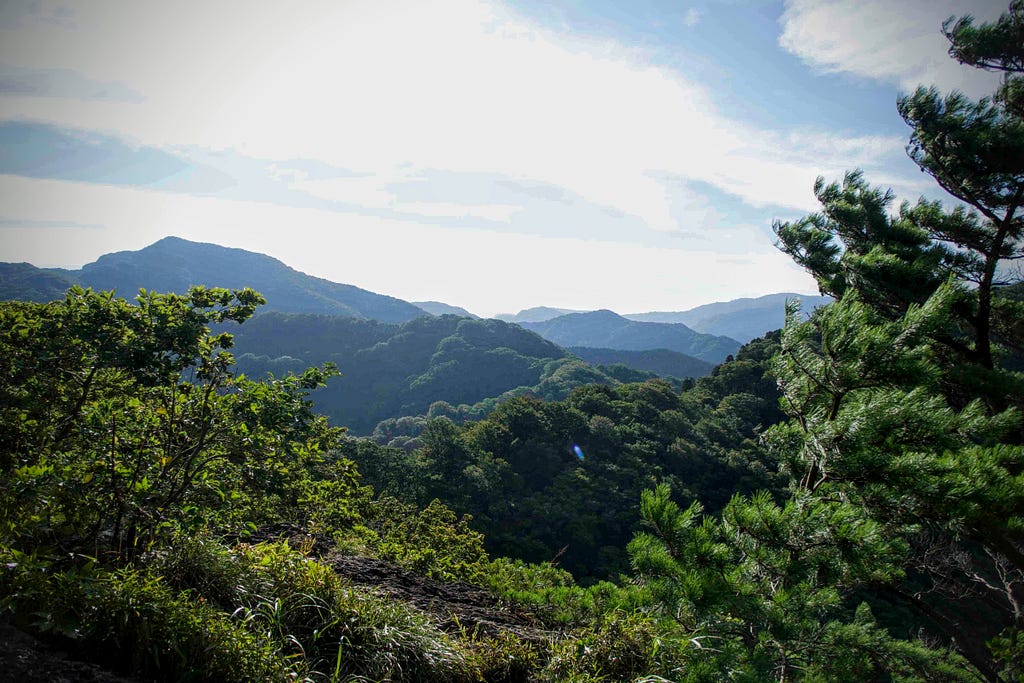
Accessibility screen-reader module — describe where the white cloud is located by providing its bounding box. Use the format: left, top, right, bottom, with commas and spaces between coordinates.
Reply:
779, 0, 1005, 97
682, 8, 703, 27
0, 0, 912, 228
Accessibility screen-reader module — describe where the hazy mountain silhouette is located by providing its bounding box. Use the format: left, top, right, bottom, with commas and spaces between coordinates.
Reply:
626, 293, 831, 343
520, 309, 740, 364
3, 237, 426, 323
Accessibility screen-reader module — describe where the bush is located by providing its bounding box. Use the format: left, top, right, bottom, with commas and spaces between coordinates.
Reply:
368, 497, 491, 583
541, 610, 689, 683
156, 535, 474, 681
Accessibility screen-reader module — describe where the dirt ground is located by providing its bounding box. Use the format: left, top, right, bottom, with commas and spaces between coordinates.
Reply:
253, 522, 550, 642
0, 623, 137, 683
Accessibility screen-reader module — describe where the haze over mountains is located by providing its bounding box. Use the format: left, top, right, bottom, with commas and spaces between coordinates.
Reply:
520, 309, 740, 364
494, 306, 584, 323
626, 293, 832, 343
497, 293, 832, 344
0, 237, 820, 343
0, 236, 828, 427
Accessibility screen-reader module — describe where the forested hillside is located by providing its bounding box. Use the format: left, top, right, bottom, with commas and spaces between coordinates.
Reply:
347, 332, 787, 583
1, 4, 1022, 682
567, 346, 714, 379
0, 261, 77, 303
229, 311, 661, 434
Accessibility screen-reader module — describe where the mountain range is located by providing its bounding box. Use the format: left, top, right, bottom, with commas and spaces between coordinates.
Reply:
519, 309, 741, 364
7, 236, 426, 323
494, 306, 583, 323
1, 235, 824, 368
0, 236, 840, 432
495, 293, 832, 344
625, 292, 832, 343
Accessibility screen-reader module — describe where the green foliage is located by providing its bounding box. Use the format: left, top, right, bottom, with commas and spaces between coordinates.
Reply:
767, 7, 1024, 677
483, 557, 647, 627
627, 484, 975, 681
225, 541, 472, 682
944, 0, 1024, 117
0, 286, 356, 558
1, 544, 283, 682
368, 497, 491, 583
4, 533, 478, 682
157, 536, 473, 680
988, 626, 1024, 681
775, 3, 1024, 389
768, 288, 1024, 678
353, 336, 789, 583
541, 610, 690, 683
82, 566, 284, 682
461, 629, 545, 683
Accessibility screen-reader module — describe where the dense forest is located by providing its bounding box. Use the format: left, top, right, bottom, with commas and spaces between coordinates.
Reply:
228, 312, 672, 435
1, 4, 1023, 682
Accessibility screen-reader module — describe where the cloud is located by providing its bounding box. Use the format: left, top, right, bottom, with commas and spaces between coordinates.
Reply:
778, 0, 1006, 97
0, 64, 143, 102
0, 120, 234, 191
682, 8, 703, 27
0, 0, 916, 233
0, 216, 103, 230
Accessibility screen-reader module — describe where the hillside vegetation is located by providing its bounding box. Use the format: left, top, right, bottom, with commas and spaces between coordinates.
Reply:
1, 4, 1023, 682
229, 312, 662, 434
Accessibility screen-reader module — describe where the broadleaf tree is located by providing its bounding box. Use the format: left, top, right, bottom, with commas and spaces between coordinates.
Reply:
0, 286, 351, 560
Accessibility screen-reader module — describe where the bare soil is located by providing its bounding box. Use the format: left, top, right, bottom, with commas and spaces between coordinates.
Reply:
251, 522, 551, 642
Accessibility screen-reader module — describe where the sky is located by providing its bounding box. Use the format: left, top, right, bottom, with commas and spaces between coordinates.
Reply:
0, 0, 1008, 317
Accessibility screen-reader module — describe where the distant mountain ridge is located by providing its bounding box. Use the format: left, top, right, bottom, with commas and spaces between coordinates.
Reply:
568, 346, 713, 379
1, 238, 828, 346
625, 292, 831, 343
413, 301, 479, 318
3, 237, 426, 323
494, 306, 583, 323
520, 309, 740, 364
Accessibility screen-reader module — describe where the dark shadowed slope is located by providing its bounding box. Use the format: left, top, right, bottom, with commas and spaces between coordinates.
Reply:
0, 262, 77, 302
568, 346, 714, 379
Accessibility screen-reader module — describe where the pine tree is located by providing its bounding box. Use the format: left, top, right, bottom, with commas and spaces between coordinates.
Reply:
768, 3, 1024, 678
775, 3, 1024, 393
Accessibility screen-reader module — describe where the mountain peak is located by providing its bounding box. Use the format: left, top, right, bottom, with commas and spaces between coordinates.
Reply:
16, 236, 428, 323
